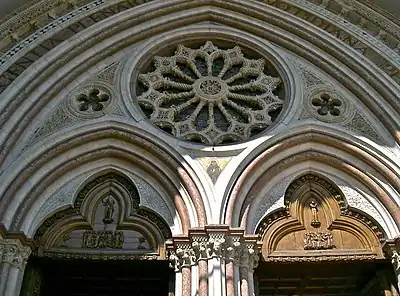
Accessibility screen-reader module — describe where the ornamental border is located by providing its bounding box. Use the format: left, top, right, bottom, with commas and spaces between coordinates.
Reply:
0, 0, 399, 97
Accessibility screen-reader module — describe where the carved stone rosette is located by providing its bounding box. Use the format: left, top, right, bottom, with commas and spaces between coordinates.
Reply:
167, 227, 260, 272
0, 237, 32, 270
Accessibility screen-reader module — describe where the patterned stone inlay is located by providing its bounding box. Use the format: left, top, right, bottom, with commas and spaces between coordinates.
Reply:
136, 41, 284, 145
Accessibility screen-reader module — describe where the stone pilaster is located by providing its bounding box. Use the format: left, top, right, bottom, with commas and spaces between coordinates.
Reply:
0, 235, 32, 296
383, 237, 400, 292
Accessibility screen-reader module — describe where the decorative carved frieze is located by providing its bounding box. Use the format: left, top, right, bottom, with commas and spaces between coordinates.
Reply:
0, 238, 32, 270
304, 232, 335, 250
167, 227, 260, 272
43, 251, 159, 261
263, 254, 377, 262
82, 230, 124, 249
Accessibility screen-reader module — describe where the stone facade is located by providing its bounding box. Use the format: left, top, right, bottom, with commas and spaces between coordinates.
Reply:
0, 0, 400, 295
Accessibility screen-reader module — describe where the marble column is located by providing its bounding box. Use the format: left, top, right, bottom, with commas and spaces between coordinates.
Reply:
239, 266, 249, 296
182, 266, 192, 296
198, 260, 208, 296
0, 237, 31, 296
168, 227, 261, 296
225, 261, 235, 296
238, 240, 259, 296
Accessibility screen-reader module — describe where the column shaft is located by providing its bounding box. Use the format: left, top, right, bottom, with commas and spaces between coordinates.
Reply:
225, 261, 235, 296
198, 260, 208, 296
240, 266, 249, 296
182, 266, 192, 296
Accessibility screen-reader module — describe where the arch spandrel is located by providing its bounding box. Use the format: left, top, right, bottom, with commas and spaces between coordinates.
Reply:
222, 127, 400, 231
0, 0, 400, 172
256, 174, 386, 262
33, 172, 171, 260
0, 1, 399, 295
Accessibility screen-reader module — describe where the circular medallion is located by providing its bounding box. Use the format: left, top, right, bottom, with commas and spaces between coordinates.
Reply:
135, 41, 285, 145
66, 82, 115, 119
304, 86, 354, 123
194, 77, 227, 101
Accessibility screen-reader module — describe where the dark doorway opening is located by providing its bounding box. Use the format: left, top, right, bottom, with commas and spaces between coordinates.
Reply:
22, 258, 173, 296
255, 260, 398, 296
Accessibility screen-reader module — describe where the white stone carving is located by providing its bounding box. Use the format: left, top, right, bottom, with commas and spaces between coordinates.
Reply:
30, 174, 87, 234
130, 175, 174, 226
136, 41, 283, 145
169, 234, 260, 272
0, 0, 107, 71
304, 86, 355, 123
0, 239, 31, 270
339, 185, 386, 230
251, 176, 293, 233
96, 62, 119, 83
65, 81, 116, 119
291, 0, 400, 67
342, 111, 383, 143
392, 250, 400, 271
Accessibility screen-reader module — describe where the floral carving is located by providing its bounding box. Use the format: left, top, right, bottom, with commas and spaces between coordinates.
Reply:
66, 82, 115, 119
76, 88, 110, 111
136, 41, 284, 145
311, 93, 342, 116
304, 87, 354, 123
168, 230, 260, 272
0, 239, 31, 270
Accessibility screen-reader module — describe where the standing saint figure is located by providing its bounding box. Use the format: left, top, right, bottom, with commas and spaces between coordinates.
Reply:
310, 200, 321, 227
102, 197, 115, 224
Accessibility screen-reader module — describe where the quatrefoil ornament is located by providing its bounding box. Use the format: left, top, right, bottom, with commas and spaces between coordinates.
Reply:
304, 87, 353, 123
136, 42, 285, 145
66, 82, 115, 119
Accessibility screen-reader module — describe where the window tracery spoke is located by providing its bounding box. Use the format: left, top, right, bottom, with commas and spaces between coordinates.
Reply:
136, 41, 284, 145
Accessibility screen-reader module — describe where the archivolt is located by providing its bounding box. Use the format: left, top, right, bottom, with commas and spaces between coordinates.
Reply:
222, 125, 400, 230
0, 121, 209, 234
0, 0, 400, 170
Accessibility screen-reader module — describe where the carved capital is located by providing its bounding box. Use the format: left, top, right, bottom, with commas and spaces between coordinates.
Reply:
167, 227, 261, 272
383, 237, 400, 272
392, 250, 400, 271
0, 238, 32, 270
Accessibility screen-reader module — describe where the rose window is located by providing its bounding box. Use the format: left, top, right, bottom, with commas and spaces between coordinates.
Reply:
136, 42, 285, 145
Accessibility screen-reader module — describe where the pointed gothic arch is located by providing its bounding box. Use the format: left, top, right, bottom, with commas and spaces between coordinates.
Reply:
256, 173, 386, 261
33, 171, 172, 260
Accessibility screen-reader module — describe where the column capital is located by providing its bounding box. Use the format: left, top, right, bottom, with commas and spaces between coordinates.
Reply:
383, 237, 400, 271
0, 237, 32, 270
167, 226, 261, 272
0, 224, 34, 270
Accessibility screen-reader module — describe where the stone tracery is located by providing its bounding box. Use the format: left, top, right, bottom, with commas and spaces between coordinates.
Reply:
0, 0, 399, 295
136, 41, 284, 145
